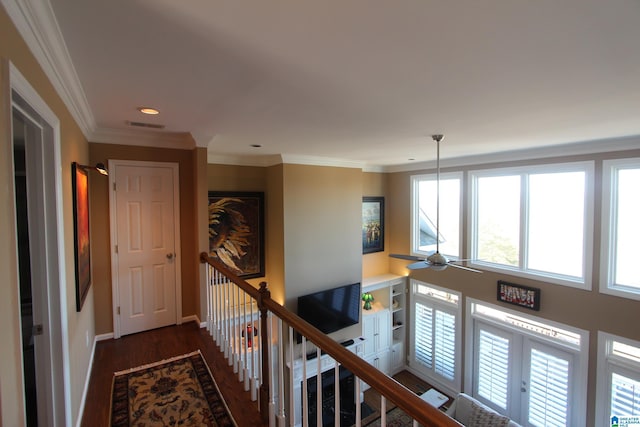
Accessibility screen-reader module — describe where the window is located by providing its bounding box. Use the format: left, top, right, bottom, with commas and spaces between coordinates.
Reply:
410, 280, 461, 394
467, 301, 588, 426
469, 162, 594, 289
596, 332, 640, 425
601, 158, 640, 300
412, 173, 462, 258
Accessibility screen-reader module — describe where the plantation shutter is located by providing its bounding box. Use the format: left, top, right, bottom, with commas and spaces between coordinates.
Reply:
415, 302, 433, 368
527, 348, 570, 427
611, 372, 640, 416
477, 328, 510, 410
434, 310, 456, 380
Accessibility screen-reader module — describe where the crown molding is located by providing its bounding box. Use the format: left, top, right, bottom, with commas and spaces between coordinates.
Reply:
207, 153, 367, 169
207, 153, 284, 167
279, 154, 365, 169
383, 135, 640, 173
90, 128, 195, 149
3, 0, 96, 137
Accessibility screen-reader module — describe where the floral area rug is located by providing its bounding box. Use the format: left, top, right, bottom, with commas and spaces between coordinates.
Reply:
110, 351, 236, 426
364, 407, 414, 427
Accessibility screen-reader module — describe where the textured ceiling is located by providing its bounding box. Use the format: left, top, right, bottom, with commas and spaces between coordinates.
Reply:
39, 0, 640, 167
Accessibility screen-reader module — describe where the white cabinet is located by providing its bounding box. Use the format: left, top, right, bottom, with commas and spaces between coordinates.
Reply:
362, 308, 390, 370
361, 274, 407, 376
361, 309, 391, 391
390, 341, 405, 374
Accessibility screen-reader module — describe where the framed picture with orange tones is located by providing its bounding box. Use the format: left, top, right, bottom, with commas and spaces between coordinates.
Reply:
72, 162, 91, 311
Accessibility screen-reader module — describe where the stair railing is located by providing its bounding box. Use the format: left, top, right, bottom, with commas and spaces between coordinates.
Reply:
201, 252, 460, 427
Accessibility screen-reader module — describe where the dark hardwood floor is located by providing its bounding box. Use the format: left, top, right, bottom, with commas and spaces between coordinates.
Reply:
81, 322, 264, 426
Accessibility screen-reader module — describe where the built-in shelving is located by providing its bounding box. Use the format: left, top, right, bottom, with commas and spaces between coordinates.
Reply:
362, 274, 407, 375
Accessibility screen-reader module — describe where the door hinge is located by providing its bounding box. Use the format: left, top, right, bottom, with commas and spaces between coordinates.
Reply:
32, 324, 44, 336
113, 182, 116, 191
115, 244, 118, 254
117, 306, 120, 315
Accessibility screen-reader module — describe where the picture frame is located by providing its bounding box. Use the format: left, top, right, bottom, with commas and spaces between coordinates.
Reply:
208, 191, 265, 279
72, 162, 91, 312
497, 280, 541, 311
362, 196, 384, 254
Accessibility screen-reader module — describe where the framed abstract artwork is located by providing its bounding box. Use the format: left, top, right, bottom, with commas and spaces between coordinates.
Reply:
208, 191, 265, 279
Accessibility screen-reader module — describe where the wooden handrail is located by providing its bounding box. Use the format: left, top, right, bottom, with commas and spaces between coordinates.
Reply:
200, 252, 461, 426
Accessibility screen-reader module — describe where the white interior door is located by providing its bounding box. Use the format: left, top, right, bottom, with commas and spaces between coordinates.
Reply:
110, 161, 181, 337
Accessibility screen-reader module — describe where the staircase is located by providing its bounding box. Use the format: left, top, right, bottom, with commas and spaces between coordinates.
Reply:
201, 253, 460, 427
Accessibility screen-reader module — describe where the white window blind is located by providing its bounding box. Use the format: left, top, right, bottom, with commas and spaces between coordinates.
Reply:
597, 333, 640, 424
415, 302, 456, 381
415, 303, 433, 368
411, 281, 460, 392
434, 310, 456, 380
611, 373, 640, 416
528, 348, 570, 427
477, 329, 510, 410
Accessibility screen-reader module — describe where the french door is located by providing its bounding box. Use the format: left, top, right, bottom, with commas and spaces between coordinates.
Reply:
473, 321, 576, 426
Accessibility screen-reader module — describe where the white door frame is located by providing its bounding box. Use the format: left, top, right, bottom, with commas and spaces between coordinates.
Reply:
109, 159, 182, 338
9, 61, 71, 426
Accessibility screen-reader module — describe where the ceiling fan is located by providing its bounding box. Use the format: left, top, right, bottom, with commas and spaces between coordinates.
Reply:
390, 134, 481, 274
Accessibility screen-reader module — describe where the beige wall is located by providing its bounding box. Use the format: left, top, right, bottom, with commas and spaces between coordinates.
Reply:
205, 163, 368, 335
266, 164, 286, 304
282, 164, 363, 342
388, 148, 640, 426
89, 143, 201, 334
1, 5, 94, 425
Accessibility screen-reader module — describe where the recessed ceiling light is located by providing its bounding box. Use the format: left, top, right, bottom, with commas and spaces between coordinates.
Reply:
408, 158, 415, 161
250, 144, 262, 148
138, 107, 160, 115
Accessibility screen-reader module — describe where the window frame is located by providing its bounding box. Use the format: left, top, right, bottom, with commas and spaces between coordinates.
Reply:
465, 299, 589, 426
600, 158, 640, 300
411, 172, 463, 259
596, 332, 640, 425
467, 161, 595, 290
409, 279, 462, 396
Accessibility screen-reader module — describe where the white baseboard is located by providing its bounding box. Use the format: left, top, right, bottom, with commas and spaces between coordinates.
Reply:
76, 335, 99, 427
95, 332, 114, 342
182, 314, 202, 325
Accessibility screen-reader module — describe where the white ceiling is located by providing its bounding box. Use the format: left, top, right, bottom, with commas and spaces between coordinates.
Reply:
9, 0, 640, 169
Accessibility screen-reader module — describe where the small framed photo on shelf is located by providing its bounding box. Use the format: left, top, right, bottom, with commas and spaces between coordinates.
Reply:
497, 280, 540, 311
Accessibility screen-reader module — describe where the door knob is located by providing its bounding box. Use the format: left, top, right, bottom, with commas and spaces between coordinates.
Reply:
166, 253, 174, 260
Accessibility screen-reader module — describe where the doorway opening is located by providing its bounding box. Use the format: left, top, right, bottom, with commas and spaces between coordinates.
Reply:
10, 62, 69, 426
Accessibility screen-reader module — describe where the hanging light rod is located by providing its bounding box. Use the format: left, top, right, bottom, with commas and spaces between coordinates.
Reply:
77, 162, 108, 176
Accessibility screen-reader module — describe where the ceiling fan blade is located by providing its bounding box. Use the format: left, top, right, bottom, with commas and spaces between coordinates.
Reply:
448, 263, 482, 273
390, 253, 426, 261
406, 261, 432, 270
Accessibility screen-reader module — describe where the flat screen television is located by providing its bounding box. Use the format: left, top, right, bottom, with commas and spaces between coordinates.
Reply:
297, 282, 361, 338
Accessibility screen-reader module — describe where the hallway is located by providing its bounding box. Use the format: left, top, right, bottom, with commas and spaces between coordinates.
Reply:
81, 322, 264, 426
